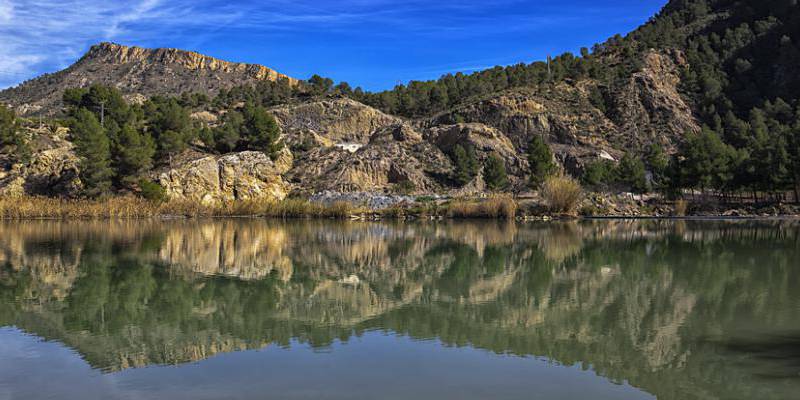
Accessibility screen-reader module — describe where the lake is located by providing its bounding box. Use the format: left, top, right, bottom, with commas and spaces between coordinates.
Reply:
0, 219, 798, 399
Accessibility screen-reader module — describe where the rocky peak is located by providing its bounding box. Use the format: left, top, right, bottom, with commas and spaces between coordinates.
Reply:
83, 42, 297, 84
0, 42, 297, 116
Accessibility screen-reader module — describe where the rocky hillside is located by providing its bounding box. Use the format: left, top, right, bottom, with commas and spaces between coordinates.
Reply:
0, 42, 297, 116
0, 47, 698, 200
3, 0, 799, 202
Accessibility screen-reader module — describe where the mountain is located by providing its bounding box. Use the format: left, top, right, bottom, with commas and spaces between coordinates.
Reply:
2, 0, 799, 202
0, 42, 297, 115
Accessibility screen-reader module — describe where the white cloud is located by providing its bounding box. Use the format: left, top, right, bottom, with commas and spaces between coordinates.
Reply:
0, 0, 653, 89
0, 0, 243, 88
0, 0, 12, 23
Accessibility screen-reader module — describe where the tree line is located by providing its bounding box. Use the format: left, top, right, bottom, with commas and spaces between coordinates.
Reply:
61, 85, 283, 198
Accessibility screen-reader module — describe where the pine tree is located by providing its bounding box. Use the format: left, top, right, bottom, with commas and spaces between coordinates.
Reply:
115, 124, 156, 185
241, 104, 283, 158
0, 105, 29, 162
616, 153, 649, 193
213, 111, 244, 153
0, 104, 18, 147
484, 153, 509, 191
452, 144, 479, 186
71, 109, 113, 197
527, 135, 557, 188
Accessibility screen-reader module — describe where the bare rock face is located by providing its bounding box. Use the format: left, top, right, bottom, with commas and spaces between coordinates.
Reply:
0, 42, 296, 116
0, 127, 81, 197
271, 98, 400, 145
158, 150, 291, 204
428, 85, 617, 151
607, 50, 700, 149
288, 123, 452, 193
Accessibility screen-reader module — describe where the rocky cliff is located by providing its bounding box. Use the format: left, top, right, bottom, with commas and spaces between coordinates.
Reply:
0, 42, 701, 200
0, 42, 296, 116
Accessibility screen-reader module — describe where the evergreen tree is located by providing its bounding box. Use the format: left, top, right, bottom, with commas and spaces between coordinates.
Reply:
0, 105, 29, 162
645, 144, 669, 187
241, 104, 283, 158
71, 109, 113, 197
452, 144, 479, 186
213, 111, 244, 153
0, 104, 19, 147
677, 128, 740, 194
115, 124, 156, 185
484, 153, 509, 191
581, 159, 616, 188
159, 130, 188, 157
146, 98, 194, 157
527, 135, 557, 188
616, 153, 649, 193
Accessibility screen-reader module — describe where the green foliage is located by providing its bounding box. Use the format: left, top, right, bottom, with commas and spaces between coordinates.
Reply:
308, 75, 334, 96
672, 128, 741, 193
452, 144, 479, 186
581, 159, 616, 188
70, 109, 113, 197
241, 104, 283, 158
0, 104, 19, 147
213, 111, 243, 153
527, 135, 557, 188
616, 153, 649, 194
645, 144, 669, 186
144, 97, 195, 157
208, 105, 283, 157
484, 153, 509, 192
138, 179, 167, 203
115, 124, 156, 184
0, 104, 29, 162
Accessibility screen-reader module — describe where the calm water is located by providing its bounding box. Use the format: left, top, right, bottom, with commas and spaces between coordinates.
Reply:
0, 219, 799, 400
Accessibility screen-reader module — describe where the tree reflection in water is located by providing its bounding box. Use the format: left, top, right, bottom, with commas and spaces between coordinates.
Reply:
0, 219, 798, 399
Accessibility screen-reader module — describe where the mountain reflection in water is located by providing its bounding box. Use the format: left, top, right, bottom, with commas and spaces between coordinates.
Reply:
0, 219, 799, 400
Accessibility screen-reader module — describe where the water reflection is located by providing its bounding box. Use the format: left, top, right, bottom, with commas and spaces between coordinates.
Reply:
0, 219, 799, 399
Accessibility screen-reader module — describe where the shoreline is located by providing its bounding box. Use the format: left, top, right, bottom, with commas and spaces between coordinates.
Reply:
1, 195, 799, 221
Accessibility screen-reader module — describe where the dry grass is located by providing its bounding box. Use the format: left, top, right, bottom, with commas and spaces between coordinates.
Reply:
673, 199, 689, 217
446, 195, 518, 219
0, 196, 366, 220
541, 175, 583, 215
2, 195, 523, 220
159, 198, 363, 218
0, 196, 159, 219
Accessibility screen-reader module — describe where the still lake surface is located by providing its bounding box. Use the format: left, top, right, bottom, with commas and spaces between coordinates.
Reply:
0, 219, 798, 399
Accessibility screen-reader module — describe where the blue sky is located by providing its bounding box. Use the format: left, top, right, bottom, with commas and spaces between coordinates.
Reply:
0, 0, 666, 91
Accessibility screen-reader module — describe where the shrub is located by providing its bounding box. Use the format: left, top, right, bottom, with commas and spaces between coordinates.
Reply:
542, 175, 583, 215
446, 195, 517, 219
138, 179, 167, 203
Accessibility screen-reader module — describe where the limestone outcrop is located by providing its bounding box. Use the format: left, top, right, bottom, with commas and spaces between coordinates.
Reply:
0, 127, 81, 197
271, 98, 400, 145
158, 150, 292, 204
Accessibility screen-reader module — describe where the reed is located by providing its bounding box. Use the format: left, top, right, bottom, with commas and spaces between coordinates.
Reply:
0, 196, 159, 219
541, 175, 583, 215
673, 199, 689, 217
445, 195, 518, 219
1, 195, 517, 220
